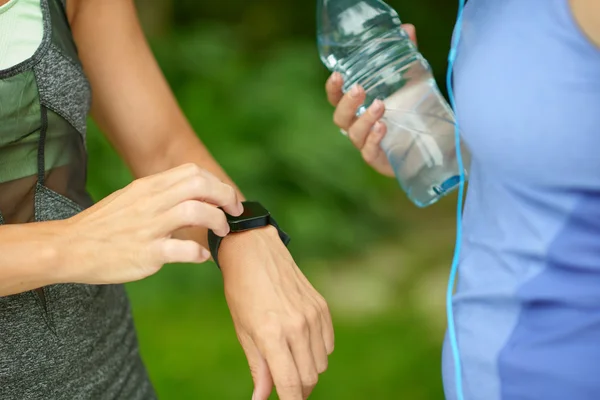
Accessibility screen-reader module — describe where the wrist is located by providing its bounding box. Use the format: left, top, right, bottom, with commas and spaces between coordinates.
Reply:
218, 226, 282, 268
0, 222, 68, 296
221, 225, 280, 249
208, 201, 291, 269
21, 220, 75, 286
51, 219, 88, 284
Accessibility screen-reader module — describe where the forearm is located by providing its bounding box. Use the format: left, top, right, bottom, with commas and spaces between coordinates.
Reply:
69, 0, 251, 249
132, 124, 245, 201
71, 0, 243, 193
0, 221, 67, 296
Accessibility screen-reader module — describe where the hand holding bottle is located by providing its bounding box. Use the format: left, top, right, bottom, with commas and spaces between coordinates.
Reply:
325, 24, 417, 177
318, 0, 468, 207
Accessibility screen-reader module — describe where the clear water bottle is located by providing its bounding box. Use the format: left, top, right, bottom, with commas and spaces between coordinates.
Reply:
317, 0, 470, 207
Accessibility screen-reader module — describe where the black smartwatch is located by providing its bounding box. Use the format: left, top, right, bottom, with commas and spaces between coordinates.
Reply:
207, 201, 291, 268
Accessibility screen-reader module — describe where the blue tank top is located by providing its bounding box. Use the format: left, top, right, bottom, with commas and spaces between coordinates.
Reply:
443, 1, 600, 399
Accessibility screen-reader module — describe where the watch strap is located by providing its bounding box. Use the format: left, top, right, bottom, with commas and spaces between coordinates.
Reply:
208, 216, 290, 269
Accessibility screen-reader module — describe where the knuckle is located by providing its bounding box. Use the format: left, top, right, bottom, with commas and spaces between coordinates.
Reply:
304, 373, 319, 388
157, 240, 174, 263
287, 314, 309, 334
362, 148, 376, 164
199, 167, 215, 179
256, 319, 284, 341
128, 178, 143, 192
304, 305, 320, 324
361, 111, 377, 124
348, 126, 367, 146
332, 112, 344, 128
189, 175, 208, 194
315, 294, 328, 309
225, 184, 237, 203
317, 296, 331, 316
318, 359, 329, 374
327, 92, 339, 106
178, 201, 198, 222
280, 376, 302, 391
347, 128, 360, 144
183, 162, 202, 175
350, 138, 363, 151
327, 91, 340, 105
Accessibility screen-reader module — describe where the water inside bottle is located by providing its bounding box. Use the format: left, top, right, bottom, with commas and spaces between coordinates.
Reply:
317, 0, 468, 207
378, 62, 464, 207
326, 39, 462, 206
381, 103, 464, 207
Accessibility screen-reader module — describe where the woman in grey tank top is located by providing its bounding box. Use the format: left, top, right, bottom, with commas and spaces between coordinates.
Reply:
0, 0, 334, 399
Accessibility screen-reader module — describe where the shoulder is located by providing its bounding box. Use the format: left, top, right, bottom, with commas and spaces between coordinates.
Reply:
570, 0, 600, 48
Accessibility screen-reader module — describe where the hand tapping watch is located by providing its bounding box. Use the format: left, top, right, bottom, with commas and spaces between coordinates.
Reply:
207, 201, 291, 269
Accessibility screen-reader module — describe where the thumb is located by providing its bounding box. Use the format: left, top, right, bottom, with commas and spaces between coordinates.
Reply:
240, 334, 273, 400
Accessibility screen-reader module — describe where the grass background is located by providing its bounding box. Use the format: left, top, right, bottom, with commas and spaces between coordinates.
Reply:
86, 1, 460, 398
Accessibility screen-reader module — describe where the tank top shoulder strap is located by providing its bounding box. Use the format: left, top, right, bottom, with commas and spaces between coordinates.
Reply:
35, 0, 91, 138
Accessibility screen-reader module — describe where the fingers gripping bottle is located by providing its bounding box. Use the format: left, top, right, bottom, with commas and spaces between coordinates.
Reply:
317, 0, 470, 207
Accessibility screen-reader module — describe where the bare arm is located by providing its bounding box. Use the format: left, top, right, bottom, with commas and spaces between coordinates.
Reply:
0, 165, 241, 297
67, 2, 333, 399
0, 222, 64, 296
69, 0, 245, 249
69, 0, 243, 200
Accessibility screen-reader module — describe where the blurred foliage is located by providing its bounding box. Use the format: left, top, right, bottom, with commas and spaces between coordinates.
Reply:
86, 0, 459, 398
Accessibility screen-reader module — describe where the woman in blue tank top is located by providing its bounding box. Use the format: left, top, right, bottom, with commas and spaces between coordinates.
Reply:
327, 1, 600, 399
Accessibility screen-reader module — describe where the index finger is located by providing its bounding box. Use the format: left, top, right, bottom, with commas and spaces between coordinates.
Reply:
325, 72, 344, 106
162, 170, 243, 217
199, 171, 244, 217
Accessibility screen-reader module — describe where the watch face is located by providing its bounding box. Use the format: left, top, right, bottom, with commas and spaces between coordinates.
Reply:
230, 201, 269, 220
227, 201, 270, 231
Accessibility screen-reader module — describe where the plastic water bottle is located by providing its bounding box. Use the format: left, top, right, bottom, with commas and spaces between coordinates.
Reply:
317, 0, 470, 207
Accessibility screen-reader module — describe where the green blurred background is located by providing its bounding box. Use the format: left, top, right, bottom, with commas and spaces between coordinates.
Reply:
86, 0, 460, 398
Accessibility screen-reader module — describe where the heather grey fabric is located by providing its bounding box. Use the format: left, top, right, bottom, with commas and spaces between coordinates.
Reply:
0, 0, 157, 398
34, 43, 91, 138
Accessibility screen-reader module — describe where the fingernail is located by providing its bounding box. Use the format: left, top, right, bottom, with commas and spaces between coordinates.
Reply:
350, 84, 361, 98
332, 72, 342, 83
370, 100, 384, 115
373, 122, 382, 133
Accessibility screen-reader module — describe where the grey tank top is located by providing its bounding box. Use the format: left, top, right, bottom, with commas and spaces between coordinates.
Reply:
0, 0, 156, 398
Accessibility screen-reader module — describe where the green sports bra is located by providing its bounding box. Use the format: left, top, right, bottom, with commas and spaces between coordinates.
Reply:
0, 0, 93, 225
0, 0, 44, 70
